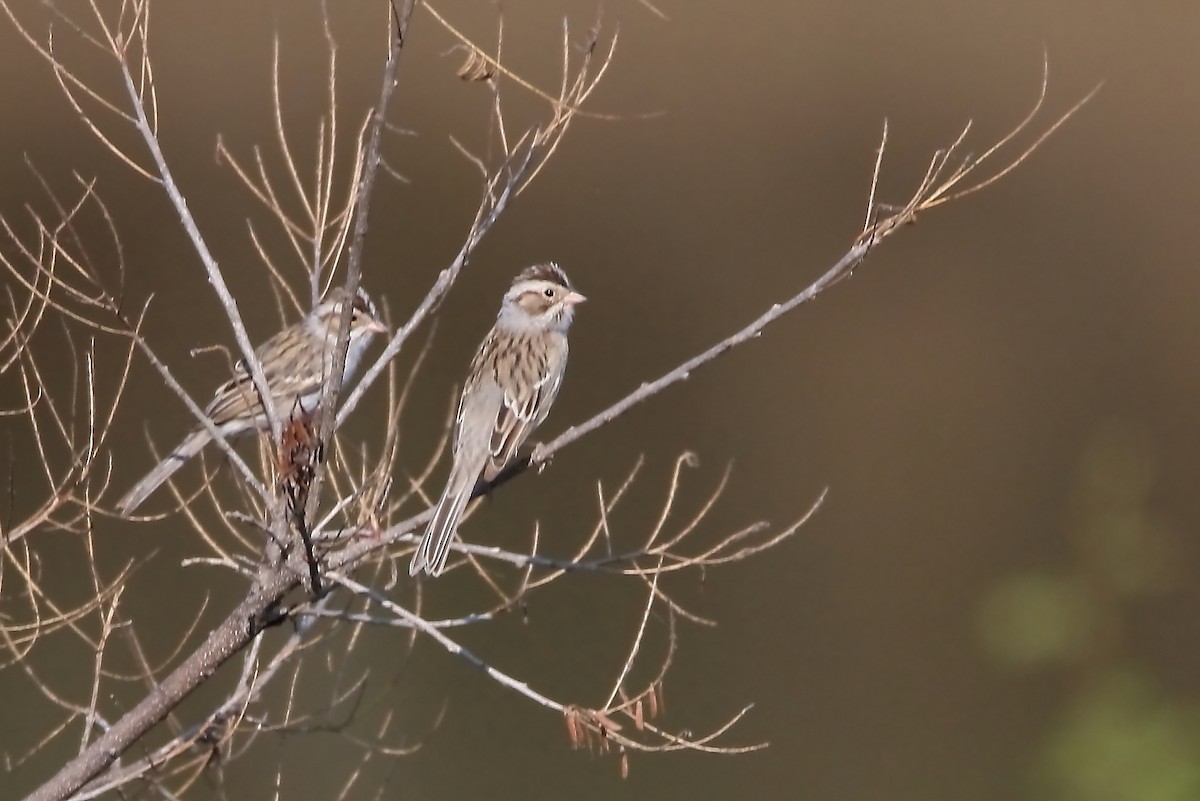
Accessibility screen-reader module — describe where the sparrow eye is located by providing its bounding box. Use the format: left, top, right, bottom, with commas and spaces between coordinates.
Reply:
543, 287, 555, 298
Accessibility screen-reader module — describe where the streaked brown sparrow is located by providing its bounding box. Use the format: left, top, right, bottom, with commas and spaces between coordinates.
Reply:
409, 263, 585, 576
116, 286, 387, 514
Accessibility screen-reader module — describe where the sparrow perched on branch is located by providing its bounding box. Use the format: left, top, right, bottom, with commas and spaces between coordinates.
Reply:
410, 263, 585, 577
116, 286, 387, 514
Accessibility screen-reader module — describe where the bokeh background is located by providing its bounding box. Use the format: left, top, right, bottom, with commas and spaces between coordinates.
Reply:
3, 0, 1200, 799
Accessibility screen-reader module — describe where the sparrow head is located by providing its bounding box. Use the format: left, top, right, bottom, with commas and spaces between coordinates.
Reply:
501, 262, 586, 332
313, 285, 388, 342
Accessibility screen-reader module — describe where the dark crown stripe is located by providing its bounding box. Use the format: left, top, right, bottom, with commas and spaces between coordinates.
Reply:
351, 289, 377, 317
321, 285, 378, 319
516, 262, 571, 289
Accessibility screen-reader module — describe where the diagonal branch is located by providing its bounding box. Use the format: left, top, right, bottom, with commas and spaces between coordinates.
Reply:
305, 0, 414, 534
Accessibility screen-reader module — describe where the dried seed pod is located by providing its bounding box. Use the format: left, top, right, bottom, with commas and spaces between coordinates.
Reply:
457, 47, 495, 82
278, 402, 324, 592
564, 706, 583, 748
278, 403, 323, 518
645, 684, 659, 719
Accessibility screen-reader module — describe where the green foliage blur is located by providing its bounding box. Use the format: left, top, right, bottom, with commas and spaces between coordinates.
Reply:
977, 422, 1200, 801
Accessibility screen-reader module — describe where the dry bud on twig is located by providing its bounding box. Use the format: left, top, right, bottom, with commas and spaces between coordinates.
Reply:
278, 402, 325, 593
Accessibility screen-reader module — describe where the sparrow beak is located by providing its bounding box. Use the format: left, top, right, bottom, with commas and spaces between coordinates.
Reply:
563, 291, 587, 306
366, 319, 389, 335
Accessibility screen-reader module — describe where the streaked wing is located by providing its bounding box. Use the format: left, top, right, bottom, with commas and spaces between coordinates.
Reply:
486, 376, 542, 475
483, 332, 566, 476
205, 327, 321, 425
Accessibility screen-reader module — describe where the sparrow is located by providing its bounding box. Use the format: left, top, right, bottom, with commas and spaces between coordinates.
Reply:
409, 263, 584, 576
116, 286, 387, 514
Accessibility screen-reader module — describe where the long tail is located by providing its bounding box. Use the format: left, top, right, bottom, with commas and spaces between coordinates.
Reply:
409, 467, 476, 577
116, 429, 211, 515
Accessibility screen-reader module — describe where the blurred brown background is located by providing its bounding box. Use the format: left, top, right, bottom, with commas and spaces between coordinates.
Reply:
3, 0, 1200, 799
